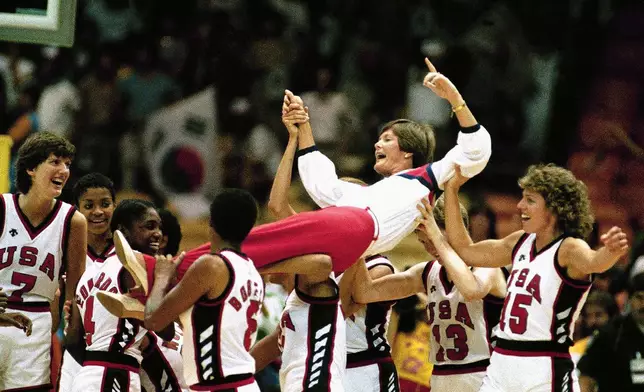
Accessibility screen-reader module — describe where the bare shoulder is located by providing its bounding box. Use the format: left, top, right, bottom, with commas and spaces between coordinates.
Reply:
558, 237, 591, 264
368, 264, 395, 279
408, 261, 429, 276
192, 254, 228, 275
70, 211, 87, 229
501, 230, 527, 250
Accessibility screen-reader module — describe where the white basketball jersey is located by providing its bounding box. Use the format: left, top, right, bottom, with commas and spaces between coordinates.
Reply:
278, 279, 346, 392
75, 256, 146, 361
423, 261, 495, 366
340, 256, 394, 357
180, 249, 264, 387
496, 233, 591, 343
85, 244, 115, 271
0, 193, 75, 302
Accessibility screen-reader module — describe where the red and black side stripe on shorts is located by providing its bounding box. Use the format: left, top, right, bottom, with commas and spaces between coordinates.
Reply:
141, 332, 182, 392
551, 356, 575, 392
300, 292, 340, 391
377, 361, 400, 392
83, 351, 139, 392
99, 367, 132, 392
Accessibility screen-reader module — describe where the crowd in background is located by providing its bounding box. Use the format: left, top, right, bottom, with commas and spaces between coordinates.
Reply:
1, 0, 643, 391
1, 0, 616, 196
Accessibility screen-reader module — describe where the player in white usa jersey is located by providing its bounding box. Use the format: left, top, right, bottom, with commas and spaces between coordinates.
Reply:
250, 117, 370, 392
353, 195, 507, 392
71, 256, 147, 392
339, 255, 399, 392
443, 165, 629, 392
140, 209, 189, 392
59, 173, 117, 392
0, 132, 87, 392
142, 189, 264, 391
70, 198, 164, 392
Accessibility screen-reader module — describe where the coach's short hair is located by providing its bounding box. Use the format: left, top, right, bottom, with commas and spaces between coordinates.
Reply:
379, 119, 436, 167
209, 189, 258, 244
15, 132, 75, 194
72, 173, 116, 206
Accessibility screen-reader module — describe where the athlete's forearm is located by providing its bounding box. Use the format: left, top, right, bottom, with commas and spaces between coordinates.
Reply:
297, 121, 315, 150
354, 260, 419, 304
267, 135, 298, 220
584, 246, 623, 274
339, 261, 362, 318
250, 329, 281, 372
444, 186, 473, 249
144, 276, 172, 330
449, 94, 477, 128
433, 237, 488, 301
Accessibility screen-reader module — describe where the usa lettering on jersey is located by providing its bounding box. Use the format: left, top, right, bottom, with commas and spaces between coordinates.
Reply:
278, 312, 295, 351
428, 300, 474, 362
0, 246, 56, 280
497, 233, 591, 344
0, 195, 75, 303
499, 268, 542, 334
423, 261, 494, 366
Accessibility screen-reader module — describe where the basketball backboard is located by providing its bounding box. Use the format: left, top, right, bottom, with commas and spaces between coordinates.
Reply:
0, 0, 77, 47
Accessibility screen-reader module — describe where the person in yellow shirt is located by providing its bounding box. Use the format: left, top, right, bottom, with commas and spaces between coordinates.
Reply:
390, 292, 433, 392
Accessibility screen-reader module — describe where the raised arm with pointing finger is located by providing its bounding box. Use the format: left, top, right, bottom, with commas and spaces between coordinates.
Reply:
285, 57, 492, 256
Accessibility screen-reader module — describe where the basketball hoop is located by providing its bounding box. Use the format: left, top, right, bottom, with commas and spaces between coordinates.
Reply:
0, 0, 77, 47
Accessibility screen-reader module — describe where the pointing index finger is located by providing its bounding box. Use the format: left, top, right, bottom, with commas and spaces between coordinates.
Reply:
425, 57, 437, 73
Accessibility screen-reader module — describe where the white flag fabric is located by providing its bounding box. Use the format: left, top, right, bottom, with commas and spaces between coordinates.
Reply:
143, 87, 219, 218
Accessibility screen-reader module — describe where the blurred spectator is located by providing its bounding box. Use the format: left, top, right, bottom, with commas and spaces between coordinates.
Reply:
0, 44, 36, 113
118, 46, 180, 125
571, 291, 618, 364
83, 0, 142, 44
118, 46, 180, 189
301, 67, 359, 158
268, 0, 309, 40
76, 52, 123, 180
578, 273, 644, 392
245, 121, 283, 177
36, 52, 81, 139
7, 84, 40, 192
468, 203, 498, 242
460, 3, 534, 167
390, 293, 432, 392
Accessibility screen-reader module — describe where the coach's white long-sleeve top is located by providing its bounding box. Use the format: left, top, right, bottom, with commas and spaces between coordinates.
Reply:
297, 124, 492, 256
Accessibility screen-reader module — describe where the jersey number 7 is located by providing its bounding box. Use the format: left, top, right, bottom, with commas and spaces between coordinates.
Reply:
7, 272, 37, 302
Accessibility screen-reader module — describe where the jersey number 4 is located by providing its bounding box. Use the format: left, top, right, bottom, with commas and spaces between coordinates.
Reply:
83, 296, 96, 345
499, 293, 531, 334
432, 324, 469, 361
